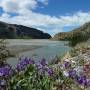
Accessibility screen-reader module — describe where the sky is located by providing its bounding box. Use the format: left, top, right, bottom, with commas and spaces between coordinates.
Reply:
0, 0, 90, 36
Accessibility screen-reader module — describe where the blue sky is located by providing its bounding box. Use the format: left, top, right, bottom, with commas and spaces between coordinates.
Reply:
35, 0, 90, 16
0, 0, 90, 36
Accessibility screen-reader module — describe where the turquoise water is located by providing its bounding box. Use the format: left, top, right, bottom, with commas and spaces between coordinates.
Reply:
7, 39, 70, 66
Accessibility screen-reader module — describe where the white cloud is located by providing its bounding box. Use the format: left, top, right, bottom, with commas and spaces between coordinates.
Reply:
0, 0, 38, 13
59, 11, 90, 26
0, 0, 48, 13
0, 0, 90, 35
0, 0, 18, 13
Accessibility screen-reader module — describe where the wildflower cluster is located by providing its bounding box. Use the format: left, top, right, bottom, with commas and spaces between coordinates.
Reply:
0, 57, 54, 90
0, 56, 90, 90
63, 60, 90, 89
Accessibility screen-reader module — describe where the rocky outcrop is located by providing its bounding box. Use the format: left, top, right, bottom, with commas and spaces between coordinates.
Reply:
0, 21, 51, 39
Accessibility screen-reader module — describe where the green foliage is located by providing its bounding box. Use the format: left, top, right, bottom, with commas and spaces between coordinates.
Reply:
10, 65, 54, 90
69, 48, 79, 57
69, 31, 89, 46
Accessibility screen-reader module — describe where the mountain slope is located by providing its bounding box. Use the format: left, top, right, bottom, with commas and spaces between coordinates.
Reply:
53, 22, 90, 46
0, 21, 51, 39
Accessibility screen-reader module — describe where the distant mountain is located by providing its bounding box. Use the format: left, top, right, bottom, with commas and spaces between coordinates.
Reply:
53, 22, 90, 46
0, 21, 51, 39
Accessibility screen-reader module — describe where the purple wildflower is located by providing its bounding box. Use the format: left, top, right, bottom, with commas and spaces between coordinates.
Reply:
36, 59, 49, 75
64, 61, 71, 69
16, 63, 26, 71
77, 75, 87, 85
68, 70, 77, 79
87, 79, 90, 87
36, 64, 48, 75
28, 59, 35, 65
47, 68, 53, 76
40, 58, 47, 66
16, 57, 34, 71
78, 76, 88, 87
20, 57, 29, 65
0, 65, 13, 77
83, 79, 88, 86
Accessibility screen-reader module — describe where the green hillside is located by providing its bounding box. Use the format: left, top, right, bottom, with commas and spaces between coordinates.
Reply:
53, 22, 90, 46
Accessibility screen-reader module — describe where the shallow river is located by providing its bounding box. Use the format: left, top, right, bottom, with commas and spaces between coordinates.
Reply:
7, 39, 71, 66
